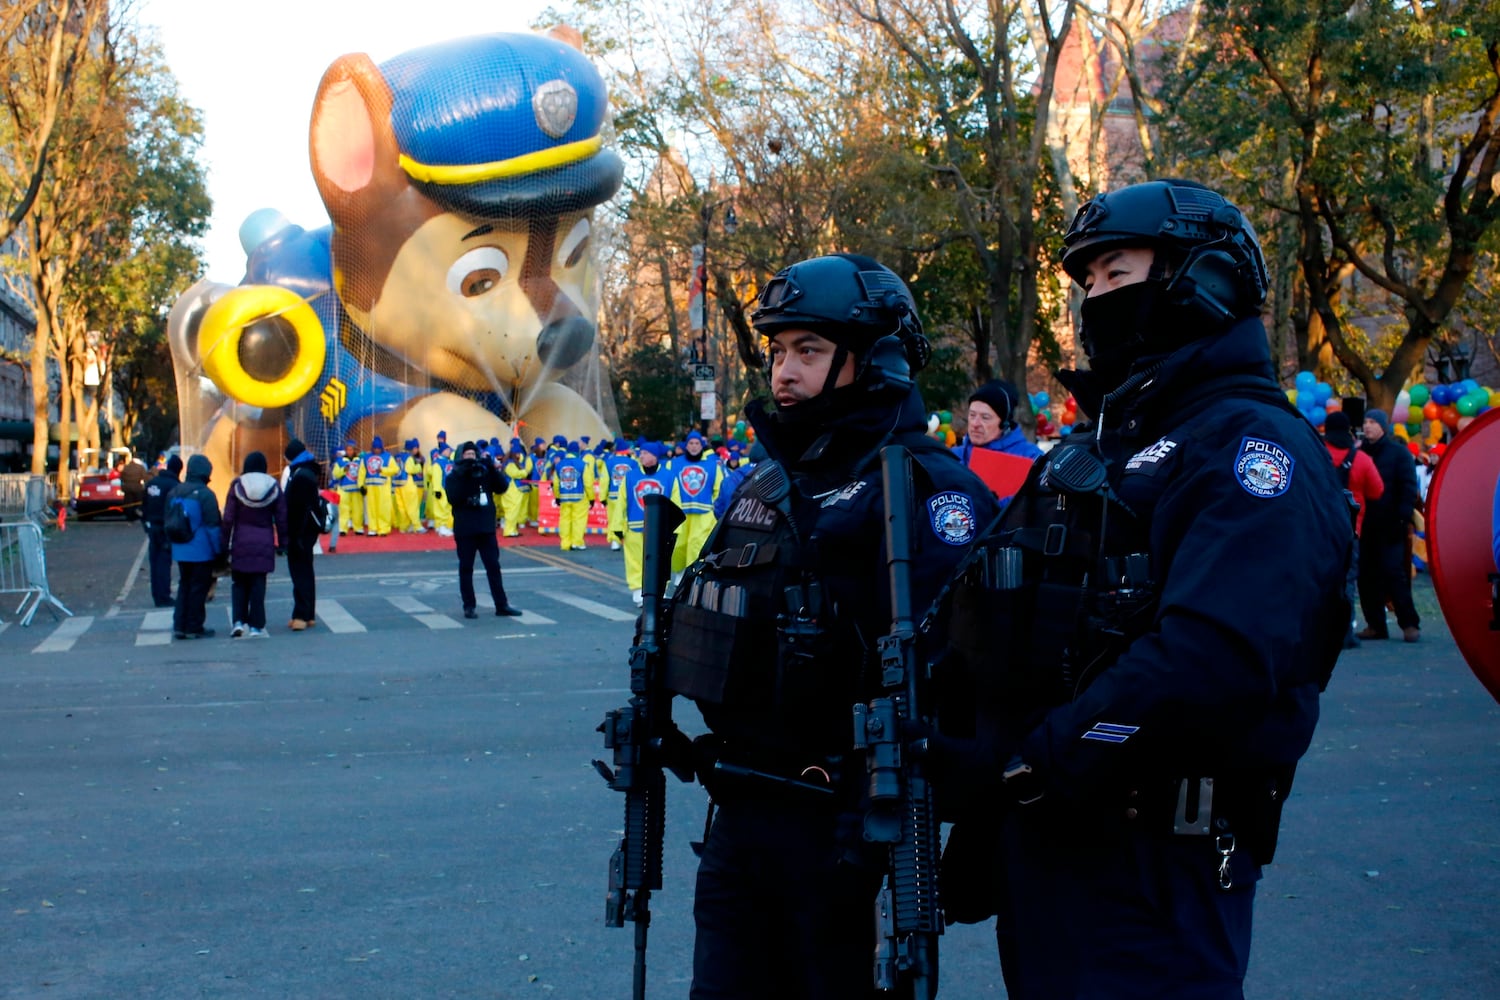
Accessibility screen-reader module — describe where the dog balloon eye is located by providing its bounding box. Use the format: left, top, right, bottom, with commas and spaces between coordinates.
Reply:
558, 217, 591, 269
447, 247, 510, 297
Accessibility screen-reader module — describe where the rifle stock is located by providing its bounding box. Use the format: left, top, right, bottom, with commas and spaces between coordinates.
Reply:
594, 494, 688, 1000
854, 445, 941, 997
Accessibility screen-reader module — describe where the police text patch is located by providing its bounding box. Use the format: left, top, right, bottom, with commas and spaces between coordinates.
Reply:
1234, 437, 1294, 498
927, 492, 976, 546
1125, 437, 1178, 471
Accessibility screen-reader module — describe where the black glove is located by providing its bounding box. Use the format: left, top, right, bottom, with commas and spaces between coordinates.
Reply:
902, 719, 1005, 816
649, 723, 696, 783
359, 486, 366, 495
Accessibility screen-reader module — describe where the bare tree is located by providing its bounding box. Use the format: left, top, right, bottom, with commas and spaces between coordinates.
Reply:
0, 0, 110, 247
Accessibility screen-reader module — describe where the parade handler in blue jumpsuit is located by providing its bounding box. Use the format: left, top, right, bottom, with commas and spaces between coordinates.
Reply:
931, 181, 1354, 998
658, 254, 999, 998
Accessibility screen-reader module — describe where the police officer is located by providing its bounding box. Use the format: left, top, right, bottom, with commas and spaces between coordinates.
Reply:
661, 253, 997, 998
443, 441, 522, 619
937, 180, 1353, 997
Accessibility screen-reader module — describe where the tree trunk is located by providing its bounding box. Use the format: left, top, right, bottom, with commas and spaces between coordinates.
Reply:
29, 333, 48, 476
54, 346, 71, 498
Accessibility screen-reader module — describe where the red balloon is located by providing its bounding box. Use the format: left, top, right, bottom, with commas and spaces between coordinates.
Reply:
1064, 396, 1078, 412
1441, 405, 1460, 428
1407, 440, 1421, 457
1061, 410, 1076, 426
1422, 401, 1440, 420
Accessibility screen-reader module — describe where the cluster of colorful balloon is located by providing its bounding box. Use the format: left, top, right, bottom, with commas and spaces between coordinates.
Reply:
1401, 380, 1494, 443
1054, 395, 1080, 436
1028, 392, 1061, 437
1285, 371, 1339, 428
927, 411, 958, 447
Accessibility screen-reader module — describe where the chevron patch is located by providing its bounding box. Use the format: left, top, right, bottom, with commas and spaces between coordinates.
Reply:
1081, 722, 1139, 744
319, 378, 347, 423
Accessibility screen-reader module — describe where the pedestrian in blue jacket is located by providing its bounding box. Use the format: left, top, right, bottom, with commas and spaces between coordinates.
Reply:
170, 454, 223, 639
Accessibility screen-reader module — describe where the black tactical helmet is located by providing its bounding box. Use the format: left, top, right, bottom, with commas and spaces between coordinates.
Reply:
751, 253, 931, 395
1061, 180, 1269, 324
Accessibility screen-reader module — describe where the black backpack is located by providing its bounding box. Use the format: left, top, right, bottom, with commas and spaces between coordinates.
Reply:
308, 493, 334, 535
294, 466, 334, 534
164, 496, 194, 543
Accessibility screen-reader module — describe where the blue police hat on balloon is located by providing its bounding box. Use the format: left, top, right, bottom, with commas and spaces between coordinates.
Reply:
382, 33, 624, 218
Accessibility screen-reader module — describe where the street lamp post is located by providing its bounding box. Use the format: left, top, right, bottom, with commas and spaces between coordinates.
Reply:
691, 185, 737, 434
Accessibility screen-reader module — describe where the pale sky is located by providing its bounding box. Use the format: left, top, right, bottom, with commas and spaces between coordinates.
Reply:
136, 0, 556, 284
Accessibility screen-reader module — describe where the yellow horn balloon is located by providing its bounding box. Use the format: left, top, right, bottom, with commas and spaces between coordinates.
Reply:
197, 285, 326, 409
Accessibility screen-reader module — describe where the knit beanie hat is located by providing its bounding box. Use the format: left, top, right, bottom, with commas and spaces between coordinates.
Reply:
1323, 411, 1353, 449
969, 379, 1020, 424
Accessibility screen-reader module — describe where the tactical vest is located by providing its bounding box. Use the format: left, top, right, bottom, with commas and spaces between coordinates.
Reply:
947, 433, 1155, 721
662, 459, 846, 758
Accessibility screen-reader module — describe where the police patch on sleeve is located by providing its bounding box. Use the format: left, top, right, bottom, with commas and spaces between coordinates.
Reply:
927, 492, 977, 546
1234, 437, 1295, 498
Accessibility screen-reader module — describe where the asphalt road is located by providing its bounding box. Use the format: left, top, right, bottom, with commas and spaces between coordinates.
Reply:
2, 522, 1496, 998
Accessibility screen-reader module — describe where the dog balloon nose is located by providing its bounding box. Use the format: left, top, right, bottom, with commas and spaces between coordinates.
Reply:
537, 316, 595, 370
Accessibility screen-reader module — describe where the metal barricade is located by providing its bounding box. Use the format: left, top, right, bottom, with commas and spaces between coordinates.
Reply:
0, 473, 52, 526
0, 519, 72, 626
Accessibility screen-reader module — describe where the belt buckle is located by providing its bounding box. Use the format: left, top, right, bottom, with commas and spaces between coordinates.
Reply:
736, 542, 759, 568
1172, 777, 1214, 836
1043, 523, 1067, 557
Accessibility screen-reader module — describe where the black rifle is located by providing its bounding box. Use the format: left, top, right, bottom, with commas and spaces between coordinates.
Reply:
593, 494, 690, 1000
853, 445, 941, 997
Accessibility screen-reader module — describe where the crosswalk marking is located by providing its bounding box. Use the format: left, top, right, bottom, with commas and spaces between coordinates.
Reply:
315, 600, 366, 634
9, 587, 639, 653
385, 596, 462, 630
33, 615, 94, 653
546, 592, 637, 622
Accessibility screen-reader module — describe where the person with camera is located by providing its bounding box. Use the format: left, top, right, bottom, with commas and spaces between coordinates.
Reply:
443, 440, 523, 619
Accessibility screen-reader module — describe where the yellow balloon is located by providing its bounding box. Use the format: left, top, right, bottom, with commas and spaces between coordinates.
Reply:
198, 284, 326, 409
1286, 389, 1298, 405
1393, 424, 1408, 441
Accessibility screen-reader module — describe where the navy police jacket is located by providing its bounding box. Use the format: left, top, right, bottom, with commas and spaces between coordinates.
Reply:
705, 386, 999, 759
1017, 317, 1352, 805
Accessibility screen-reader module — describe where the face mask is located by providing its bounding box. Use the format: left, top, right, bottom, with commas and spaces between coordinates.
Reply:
1080, 281, 1155, 390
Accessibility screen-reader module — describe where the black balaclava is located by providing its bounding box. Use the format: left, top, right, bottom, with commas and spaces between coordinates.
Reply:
1077, 246, 1211, 392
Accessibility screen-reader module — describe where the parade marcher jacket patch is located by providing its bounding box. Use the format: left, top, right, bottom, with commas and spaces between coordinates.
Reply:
1235, 437, 1295, 499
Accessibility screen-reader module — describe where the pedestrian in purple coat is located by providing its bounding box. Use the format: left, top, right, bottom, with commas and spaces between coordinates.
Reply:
223, 451, 289, 637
